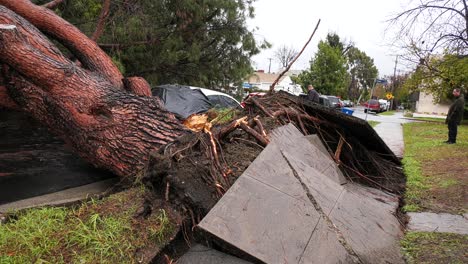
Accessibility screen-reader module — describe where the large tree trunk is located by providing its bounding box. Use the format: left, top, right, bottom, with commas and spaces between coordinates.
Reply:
0, 3, 190, 178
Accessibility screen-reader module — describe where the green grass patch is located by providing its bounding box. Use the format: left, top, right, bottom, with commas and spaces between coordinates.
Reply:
401, 232, 468, 263
402, 122, 468, 213
402, 155, 427, 212
411, 117, 446, 123
368, 120, 380, 127
378, 110, 396, 116
0, 188, 176, 263
410, 117, 468, 125
439, 179, 458, 188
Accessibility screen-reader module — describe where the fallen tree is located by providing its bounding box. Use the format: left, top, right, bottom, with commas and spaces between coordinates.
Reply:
1, 3, 407, 261
0, 1, 189, 178
0, 1, 404, 210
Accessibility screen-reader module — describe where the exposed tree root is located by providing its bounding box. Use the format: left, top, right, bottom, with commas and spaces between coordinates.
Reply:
146, 92, 405, 221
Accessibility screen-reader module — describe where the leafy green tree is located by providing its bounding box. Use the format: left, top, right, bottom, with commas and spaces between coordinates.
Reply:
403, 54, 468, 102
37, 0, 269, 90
298, 34, 349, 96
390, 73, 411, 109
346, 47, 378, 100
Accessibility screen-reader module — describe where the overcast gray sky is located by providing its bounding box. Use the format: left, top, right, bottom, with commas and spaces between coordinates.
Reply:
248, 0, 411, 76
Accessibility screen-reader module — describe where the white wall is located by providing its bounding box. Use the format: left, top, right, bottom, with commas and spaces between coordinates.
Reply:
416, 92, 450, 115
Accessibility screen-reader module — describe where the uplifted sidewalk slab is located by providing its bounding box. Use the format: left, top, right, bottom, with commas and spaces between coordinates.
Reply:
408, 212, 468, 235
0, 178, 118, 213
198, 124, 403, 263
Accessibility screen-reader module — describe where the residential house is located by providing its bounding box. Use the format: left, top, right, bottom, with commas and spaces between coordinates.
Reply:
244, 70, 303, 95
414, 92, 450, 115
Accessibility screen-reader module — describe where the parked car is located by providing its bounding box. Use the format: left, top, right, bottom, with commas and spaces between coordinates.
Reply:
318, 95, 332, 108
152, 84, 240, 119
198, 87, 241, 109
363, 99, 381, 113
240, 92, 266, 107
325, 96, 342, 109
299, 94, 338, 109
378, 99, 388, 112
342, 100, 354, 107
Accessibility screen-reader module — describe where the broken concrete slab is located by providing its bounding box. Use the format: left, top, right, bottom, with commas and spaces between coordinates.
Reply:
198, 124, 404, 263
198, 143, 352, 263
0, 178, 118, 213
177, 244, 253, 264
270, 125, 347, 185
407, 212, 468, 235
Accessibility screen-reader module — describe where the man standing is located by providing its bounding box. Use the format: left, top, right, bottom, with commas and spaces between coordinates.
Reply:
307, 84, 319, 103
445, 88, 465, 144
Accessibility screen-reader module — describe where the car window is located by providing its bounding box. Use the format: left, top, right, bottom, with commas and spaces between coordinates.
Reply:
319, 97, 330, 107
207, 95, 223, 108
327, 97, 339, 103
220, 96, 239, 108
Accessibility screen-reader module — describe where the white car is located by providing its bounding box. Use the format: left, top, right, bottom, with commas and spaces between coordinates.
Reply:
152, 84, 241, 119
192, 87, 241, 108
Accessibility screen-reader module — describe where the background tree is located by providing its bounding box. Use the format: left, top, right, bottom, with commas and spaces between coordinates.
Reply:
390, 73, 411, 109
388, 0, 467, 55
403, 54, 468, 101
34, 0, 269, 90
274, 45, 297, 69
388, 0, 468, 103
297, 33, 349, 96
346, 47, 378, 101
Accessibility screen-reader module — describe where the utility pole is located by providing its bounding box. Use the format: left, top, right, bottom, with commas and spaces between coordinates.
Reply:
268, 58, 272, 73
392, 55, 398, 93
391, 55, 398, 110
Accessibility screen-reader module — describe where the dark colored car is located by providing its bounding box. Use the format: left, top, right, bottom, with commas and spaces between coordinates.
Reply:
299, 94, 335, 108
318, 95, 332, 107
326, 96, 342, 109
363, 99, 381, 113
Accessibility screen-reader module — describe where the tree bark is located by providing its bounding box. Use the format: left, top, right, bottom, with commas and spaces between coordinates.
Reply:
0, 0, 124, 88
0, 5, 189, 178
91, 0, 111, 42
42, 0, 63, 9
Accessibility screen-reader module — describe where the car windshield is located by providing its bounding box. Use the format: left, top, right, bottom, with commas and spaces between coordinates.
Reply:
327, 96, 340, 103
207, 95, 239, 108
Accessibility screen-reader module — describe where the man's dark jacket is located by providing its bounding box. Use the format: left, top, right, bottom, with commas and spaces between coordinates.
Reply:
446, 96, 465, 125
307, 89, 319, 103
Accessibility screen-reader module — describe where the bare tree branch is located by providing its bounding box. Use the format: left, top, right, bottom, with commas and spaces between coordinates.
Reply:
42, 0, 63, 9
91, 0, 111, 42
269, 19, 321, 93
388, 0, 467, 55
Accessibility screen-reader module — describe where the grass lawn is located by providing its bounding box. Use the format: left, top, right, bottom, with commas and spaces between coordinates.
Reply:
368, 120, 380, 127
0, 187, 179, 263
401, 122, 468, 263
401, 232, 468, 263
402, 122, 467, 213
378, 110, 396, 116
